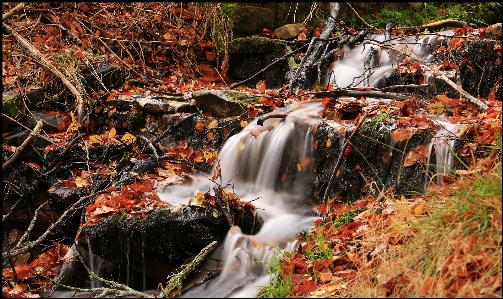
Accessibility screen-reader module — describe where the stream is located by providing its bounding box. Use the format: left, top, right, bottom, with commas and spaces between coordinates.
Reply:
45, 30, 464, 298
159, 30, 461, 298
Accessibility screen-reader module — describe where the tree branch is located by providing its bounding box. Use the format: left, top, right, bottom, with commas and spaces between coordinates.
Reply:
2, 120, 43, 174
2, 22, 85, 123
2, 2, 29, 21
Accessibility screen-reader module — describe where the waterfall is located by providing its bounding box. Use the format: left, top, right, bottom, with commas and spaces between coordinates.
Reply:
324, 30, 454, 89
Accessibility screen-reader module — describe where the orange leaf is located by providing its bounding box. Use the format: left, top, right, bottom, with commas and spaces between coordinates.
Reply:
32, 36, 46, 43
109, 127, 116, 139
256, 80, 266, 93
435, 94, 450, 103
390, 127, 416, 142
195, 121, 206, 132
299, 157, 311, 167
298, 32, 307, 40
404, 144, 430, 167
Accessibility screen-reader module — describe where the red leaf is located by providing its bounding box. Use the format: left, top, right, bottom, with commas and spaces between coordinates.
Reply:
295, 279, 317, 293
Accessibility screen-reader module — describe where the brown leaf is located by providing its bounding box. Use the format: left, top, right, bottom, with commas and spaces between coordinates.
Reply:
390, 127, 417, 142
195, 121, 206, 132
403, 144, 430, 167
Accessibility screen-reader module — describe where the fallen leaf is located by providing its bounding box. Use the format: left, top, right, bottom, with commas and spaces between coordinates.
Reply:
403, 144, 430, 167
256, 80, 266, 93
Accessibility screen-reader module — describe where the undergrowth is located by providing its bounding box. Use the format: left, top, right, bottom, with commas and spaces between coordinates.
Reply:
258, 132, 502, 297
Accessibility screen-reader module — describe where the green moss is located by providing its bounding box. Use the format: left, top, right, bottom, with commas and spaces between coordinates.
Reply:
230, 36, 286, 54
221, 2, 236, 16
224, 91, 257, 107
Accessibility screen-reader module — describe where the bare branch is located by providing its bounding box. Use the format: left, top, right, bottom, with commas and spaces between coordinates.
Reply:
2, 22, 85, 123
2, 2, 29, 21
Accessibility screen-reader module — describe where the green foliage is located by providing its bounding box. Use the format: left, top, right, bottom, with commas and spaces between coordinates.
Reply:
303, 230, 333, 261
363, 2, 502, 29
364, 109, 390, 132
221, 2, 235, 16
334, 209, 366, 228
52, 52, 79, 69
257, 250, 293, 298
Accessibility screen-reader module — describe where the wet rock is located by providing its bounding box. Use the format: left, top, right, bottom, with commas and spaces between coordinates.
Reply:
106, 94, 195, 114
23, 111, 63, 132
313, 120, 443, 202
78, 205, 262, 284
228, 36, 289, 88
191, 90, 253, 117
82, 64, 126, 93
48, 187, 80, 205
2, 130, 51, 148
459, 39, 502, 100
275, 23, 304, 40
2, 89, 44, 133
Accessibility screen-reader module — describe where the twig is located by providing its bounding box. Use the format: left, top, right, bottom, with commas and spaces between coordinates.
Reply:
323, 113, 368, 202
2, 22, 85, 123
229, 43, 310, 89
2, 2, 28, 21
138, 135, 159, 163
345, 2, 375, 30
47, 133, 86, 170
2, 113, 54, 144
163, 240, 218, 297
2, 191, 25, 223
256, 113, 288, 126
2, 120, 43, 174
2, 190, 106, 260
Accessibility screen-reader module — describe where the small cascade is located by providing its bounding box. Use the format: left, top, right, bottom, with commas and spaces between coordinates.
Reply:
324, 31, 454, 89
180, 215, 318, 298
426, 118, 464, 186
83, 237, 105, 289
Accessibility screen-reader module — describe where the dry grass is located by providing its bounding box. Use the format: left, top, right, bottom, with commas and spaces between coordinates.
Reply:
346, 162, 502, 298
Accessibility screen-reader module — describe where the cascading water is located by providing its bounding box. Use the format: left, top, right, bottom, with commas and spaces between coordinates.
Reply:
157, 30, 466, 298
323, 30, 455, 89
45, 30, 467, 298
160, 101, 326, 297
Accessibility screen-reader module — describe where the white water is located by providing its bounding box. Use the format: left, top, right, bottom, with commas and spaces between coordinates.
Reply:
324, 31, 454, 89
160, 101, 325, 297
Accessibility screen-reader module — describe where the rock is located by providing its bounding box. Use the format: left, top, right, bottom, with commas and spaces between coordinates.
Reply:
486, 23, 502, 38
275, 23, 304, 40
106, 94, 195, 114
23, 111, 63, 132
230, 4, 276, 36
191, 90, 255, 117
83, 64, 126, 92
48, 187, 80, 205
228, 36, 289, 88
2, 130, 51, 148
78, 204, 262, 284
459, 39, 502, 100
2, 89, 44, 133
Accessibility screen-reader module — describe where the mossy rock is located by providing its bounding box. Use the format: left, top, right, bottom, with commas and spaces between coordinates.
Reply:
2, 89, 44, 133
229, 36, 287, 54
191, 90, 256, 117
